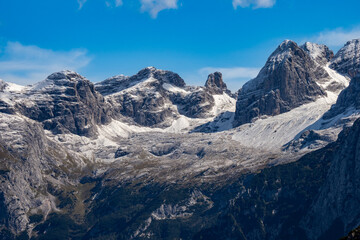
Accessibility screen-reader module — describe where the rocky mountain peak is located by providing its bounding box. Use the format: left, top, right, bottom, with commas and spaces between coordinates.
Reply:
205, 72, 229, 94
15, 71, 112, 137
301, 42, 334, 65
30, 70, 91, 93
330, 38, 360, 77
47, 70, 84, 81
0, 79, 8, 91
266, 40, 301, 64
234, 40, 328, 126
134, 67, 186, 87
279, 39, 297, 49
96, 67, 186, 96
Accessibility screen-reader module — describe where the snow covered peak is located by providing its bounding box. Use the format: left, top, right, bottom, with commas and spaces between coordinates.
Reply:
265, 40, 302, 67
345, 38, 360, 47
96, 67, 186, 96
279, 39, 297, 49
331, 39, 360, 77
242, 40, 306, 93
30, 70, 89, 92
0, 79, 8, 91
46, 70, 85, 81
0, 79, 27, 94
145, 66, 157, 71
301, 42, 334, 65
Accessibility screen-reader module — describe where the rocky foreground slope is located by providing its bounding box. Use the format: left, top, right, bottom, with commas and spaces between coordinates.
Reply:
0, 39, 359, 239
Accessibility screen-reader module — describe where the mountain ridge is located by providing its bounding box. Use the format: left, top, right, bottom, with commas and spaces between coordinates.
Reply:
0, 38, 359, 239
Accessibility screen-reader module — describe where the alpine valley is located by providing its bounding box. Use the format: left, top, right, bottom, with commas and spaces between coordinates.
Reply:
0, 39, 360, 240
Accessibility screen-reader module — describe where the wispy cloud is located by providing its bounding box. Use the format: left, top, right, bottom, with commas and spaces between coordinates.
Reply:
77, 0, 87, 9
307, 26, 360, 47
140, 0, 178, 18
199, 67, 260, 80
105, 0, 123, 8
232, 0, 276, 9
78, 0, 178, 18
0, 42, 92, 85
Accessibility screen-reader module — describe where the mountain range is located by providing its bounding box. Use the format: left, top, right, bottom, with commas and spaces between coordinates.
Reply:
0, 39, 360, 239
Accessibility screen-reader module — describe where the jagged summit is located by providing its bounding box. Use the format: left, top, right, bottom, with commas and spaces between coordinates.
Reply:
265, 40, 298, 64
1, 39, 360, 240
95, 67, 186, 96
0, 79, 8, 91
301, 42, 334, 65
330, 38, 360, 77
47, 70, 84, 80
234, 39, 328, 126
30, 70, 90, 92
279, 39, 296, 49
205, 72, 230, 95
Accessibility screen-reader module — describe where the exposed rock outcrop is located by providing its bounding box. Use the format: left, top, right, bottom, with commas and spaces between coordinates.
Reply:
205, 72, 231, 95
16, 71, 112, 137
324, 74, 360, 119
301, 42, 334, 66
96, 68, 235, 127
234, 40, 329, 126
301, 118, 360, 239
97, 67, 186, 127
330, 39, 360, 77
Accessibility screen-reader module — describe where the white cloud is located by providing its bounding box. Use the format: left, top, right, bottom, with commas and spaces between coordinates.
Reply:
115, 0, 123, 7
140, 0, 178, 18
308, 26, 360, 47
199, 67, 260, 80
105, 0, 123, 8
0, 42, 92, 85
232, 0, 276, 9
77, 0, 87, 9
78, 0, 177, 18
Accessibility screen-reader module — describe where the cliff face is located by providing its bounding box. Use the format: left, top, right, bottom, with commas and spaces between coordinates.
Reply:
330, 39, 360, 78
234, 40, 328, 126
301, 118, 360, 239
12, 71, 112, 137
0, 39, 360, 240
96, 67, 235, 127
324, 39, 360, 119
324, 74, 360, 119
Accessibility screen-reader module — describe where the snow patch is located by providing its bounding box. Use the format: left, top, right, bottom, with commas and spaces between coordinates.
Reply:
211, 93, 236, 116
232, 94, 338, 151
162, 83, 190, 95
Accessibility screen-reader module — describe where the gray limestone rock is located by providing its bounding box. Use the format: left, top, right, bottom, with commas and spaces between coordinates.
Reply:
301, 42, 334, 66
17, 71, 112, 137
330, 39, 360, 78
234, 40, 328, 126
324, 74, 360, 119
302, 119, 360, 239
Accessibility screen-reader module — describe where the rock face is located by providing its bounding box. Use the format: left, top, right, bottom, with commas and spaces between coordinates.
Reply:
330, 39, 360, 77
2, 39, 360, 240
176, 89, 215, 118
323, 41, 360, 119
341, 225, 360, 240
96, 67, 187, 127
95, 67, 186, 97
301, 119, 360, 240
301, 42, 334, 65
205, 72, 231, 95
17, 71, 112, 137
96, 67, 235, 127
234, 40, 328, 126
195, 119, 360, 240
324, 74, 360, 119
0, 113, 83, 235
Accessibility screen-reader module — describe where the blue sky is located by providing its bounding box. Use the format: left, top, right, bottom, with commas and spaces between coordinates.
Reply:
0, 0, 360, 91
